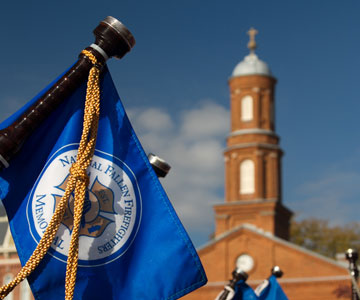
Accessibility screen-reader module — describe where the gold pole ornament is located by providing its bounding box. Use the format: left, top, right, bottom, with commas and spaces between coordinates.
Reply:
0, 17, 135, 300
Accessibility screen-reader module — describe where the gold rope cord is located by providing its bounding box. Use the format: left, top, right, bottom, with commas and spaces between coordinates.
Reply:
0, 50, 101, 300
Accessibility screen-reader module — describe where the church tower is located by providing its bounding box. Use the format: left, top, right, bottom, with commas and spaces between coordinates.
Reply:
183, 29, 349, 300
214, 28, 292, 240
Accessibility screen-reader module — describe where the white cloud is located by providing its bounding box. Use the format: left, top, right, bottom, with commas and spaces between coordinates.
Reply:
180, 101, 229, 140
289, 170, 360, 225
129, 108, 174, 133
127, 101, 229, 246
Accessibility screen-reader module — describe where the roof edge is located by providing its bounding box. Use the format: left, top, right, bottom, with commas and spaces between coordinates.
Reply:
197, 223, 347, 270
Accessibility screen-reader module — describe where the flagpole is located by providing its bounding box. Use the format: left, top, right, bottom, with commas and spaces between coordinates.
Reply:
217, 268, 248, 300
346, 249, 360, 300
0, 16, 135, 170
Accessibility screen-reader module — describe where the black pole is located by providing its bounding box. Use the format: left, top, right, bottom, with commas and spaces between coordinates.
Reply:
346, 248, 359, 300
218, 268, 248, 300
0, 16, 135, 170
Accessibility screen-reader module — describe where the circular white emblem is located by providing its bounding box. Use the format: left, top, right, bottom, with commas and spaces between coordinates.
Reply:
27, 144, 142, 266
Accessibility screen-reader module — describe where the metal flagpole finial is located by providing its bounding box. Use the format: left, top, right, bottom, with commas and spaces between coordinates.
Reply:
271, 266, 284, 278
148, 153, 171, 178
216, 268, 248, 300
247, 27, 258, 54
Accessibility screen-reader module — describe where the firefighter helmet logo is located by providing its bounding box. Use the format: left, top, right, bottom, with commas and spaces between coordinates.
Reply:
27, 144, 142, 266
52, 175, 116, 238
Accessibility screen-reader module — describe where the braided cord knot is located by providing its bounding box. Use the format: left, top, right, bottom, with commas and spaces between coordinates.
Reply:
69, 164, 89, 185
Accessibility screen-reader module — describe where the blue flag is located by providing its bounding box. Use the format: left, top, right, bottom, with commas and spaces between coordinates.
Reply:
0, 66, 207, 299
234, 281, 259, 300
233, 275, 288, 300
258, 275, 288, 300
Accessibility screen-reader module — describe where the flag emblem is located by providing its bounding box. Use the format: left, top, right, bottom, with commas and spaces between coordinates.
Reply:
26, 143, 142, 266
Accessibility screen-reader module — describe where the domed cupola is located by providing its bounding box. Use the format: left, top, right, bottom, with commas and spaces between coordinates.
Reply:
231, 28, 272, 77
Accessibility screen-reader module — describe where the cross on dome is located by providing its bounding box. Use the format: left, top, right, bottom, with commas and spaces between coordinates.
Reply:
231, 27, 272, 77
247, 27, 258, 53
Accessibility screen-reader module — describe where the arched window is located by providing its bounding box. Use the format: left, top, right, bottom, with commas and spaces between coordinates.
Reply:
241, 95, 253, 122
240, 159, 255, 194
3, 274, 13, 300
20, 279, 31, 300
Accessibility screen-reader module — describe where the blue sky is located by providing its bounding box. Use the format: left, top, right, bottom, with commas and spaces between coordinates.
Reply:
1, 1, 360, 246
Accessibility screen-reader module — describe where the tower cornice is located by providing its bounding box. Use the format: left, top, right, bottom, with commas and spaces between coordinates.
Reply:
228, 128, 279, 138
224, 143, 283, 153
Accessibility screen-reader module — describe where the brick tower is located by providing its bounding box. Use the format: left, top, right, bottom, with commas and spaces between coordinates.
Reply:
183, 29, 349, 300
214, 28, 292, 240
